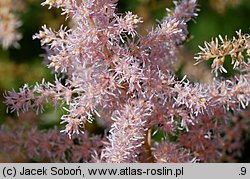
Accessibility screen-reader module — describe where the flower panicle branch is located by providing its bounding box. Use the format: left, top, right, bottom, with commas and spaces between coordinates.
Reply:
195, 30, 250, 75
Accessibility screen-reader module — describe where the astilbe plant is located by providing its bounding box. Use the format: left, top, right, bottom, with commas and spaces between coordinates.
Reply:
3, 0, 250, 163
0, 0, 23, 49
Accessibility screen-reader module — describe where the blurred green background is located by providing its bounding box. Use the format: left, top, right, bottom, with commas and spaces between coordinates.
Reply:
0, 0, 250, 161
